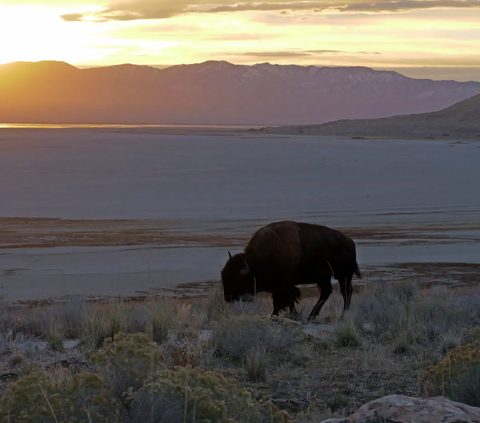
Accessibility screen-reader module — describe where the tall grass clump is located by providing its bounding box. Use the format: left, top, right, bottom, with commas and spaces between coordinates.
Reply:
45, 321, 65, 352
245, 347, 268, 382
22, 308, 55, 337
0, 296, 12, 333
212, 315, 304, 361
105, 300, 129, 340
206, 284, 229, 323
0, 330, 40, 359
60, 299, 88, 339
335, 314, 362, 347
147, 297, 174, 344
422, 342, 480, 406
353, 281, 411, 340
81, 305, 109, 352
414, 291, 480, 335
125, 305, 149, 333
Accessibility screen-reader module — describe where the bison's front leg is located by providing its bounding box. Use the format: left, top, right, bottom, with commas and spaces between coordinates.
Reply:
272, 287, 301, 318
272, 290, 286, 316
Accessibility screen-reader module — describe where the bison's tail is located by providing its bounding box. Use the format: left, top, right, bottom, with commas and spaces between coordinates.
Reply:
354, 262, 362, 279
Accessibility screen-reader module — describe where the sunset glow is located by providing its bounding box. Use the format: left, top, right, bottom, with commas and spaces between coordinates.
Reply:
1, 0, 480, 80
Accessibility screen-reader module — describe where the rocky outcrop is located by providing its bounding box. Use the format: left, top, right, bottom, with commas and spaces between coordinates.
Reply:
321, 395, 480, 423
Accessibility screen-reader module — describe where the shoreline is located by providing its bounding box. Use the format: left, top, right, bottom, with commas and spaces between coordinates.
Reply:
2, 217, 480, 304
1, 125, 480, 141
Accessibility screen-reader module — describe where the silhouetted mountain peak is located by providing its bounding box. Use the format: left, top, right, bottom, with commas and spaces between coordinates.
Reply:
0, 60, 78, 73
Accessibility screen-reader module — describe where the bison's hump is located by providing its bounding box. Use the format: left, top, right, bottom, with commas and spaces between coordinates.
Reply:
246, 221, 302, 265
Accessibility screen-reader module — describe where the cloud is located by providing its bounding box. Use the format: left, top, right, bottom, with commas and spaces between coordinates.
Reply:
342, 0, 480, 12
61, 0, 192, 22
205, 2, 330, 13
306, 49, 348, 53
61, 0, 480, 22
60, 13, 84, 22
232, 49, 381, 59
239, 51, 311, 57
206, 33, 282, 41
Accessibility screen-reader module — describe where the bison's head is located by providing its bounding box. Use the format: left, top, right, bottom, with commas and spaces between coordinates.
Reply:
221, 252, 255, 302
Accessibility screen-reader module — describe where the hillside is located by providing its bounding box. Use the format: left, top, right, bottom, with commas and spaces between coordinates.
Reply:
265, 93, 480, 138
1, 60, 480, 125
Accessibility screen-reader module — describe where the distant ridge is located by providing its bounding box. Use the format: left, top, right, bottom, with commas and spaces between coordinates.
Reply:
265, 93, 480, 139
1, 60, 480, 125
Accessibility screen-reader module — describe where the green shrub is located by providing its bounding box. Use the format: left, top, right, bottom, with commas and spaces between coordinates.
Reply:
422, 343, 480, 406
460, 325, 480, 345
91, 332, 163, 408
0, 370, 119, 423
130, 366, 290, 423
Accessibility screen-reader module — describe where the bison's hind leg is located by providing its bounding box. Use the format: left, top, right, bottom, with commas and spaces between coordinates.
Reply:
339, 272, 354, 320
307, 278, 332, 322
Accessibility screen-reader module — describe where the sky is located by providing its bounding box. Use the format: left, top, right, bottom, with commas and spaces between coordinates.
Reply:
1, 0, 480, 81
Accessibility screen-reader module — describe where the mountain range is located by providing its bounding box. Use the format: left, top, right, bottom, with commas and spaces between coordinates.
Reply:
266, 93, 480, 139
1, 60, 480, 125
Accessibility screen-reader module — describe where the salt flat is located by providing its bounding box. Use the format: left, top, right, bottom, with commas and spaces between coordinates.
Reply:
0, 127, 479, 301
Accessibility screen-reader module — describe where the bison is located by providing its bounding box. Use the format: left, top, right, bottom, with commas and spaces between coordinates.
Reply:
221, 221, 362, 321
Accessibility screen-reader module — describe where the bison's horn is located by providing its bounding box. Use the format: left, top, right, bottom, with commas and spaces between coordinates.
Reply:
240, 259, 250, 275
228, 251, 232, 259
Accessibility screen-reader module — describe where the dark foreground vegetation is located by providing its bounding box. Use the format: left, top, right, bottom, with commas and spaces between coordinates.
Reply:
1, 280, 480, 422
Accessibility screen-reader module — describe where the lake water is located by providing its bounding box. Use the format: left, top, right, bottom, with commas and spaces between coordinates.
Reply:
0, 128, 479, 301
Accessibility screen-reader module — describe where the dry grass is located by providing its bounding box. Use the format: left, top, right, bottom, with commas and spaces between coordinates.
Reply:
1, 281, 480, 421
147, 297, 175, 344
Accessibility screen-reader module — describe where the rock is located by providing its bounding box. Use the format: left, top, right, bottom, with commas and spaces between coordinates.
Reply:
0, 372, 19, 382
320, 395, 480, 423
361, 323, 374, 333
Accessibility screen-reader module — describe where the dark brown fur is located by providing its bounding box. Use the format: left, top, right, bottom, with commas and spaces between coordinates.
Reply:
221, 221, 362, 320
